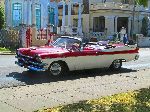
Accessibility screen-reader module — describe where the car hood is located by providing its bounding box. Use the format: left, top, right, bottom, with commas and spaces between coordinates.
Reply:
18, 46, 68, 57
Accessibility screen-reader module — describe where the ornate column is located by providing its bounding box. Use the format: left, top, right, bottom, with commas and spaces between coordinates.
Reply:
27, 0, 32, 25
62, 0, 66, 32
68, 0, 72, 27
23, 0, 27, 24
115, 16, 118, 33
77, 2, 82, 35
111, 16, 115, 34
128, 17, 131, 39
105, 16, 115, 36
32, 1, 36, 26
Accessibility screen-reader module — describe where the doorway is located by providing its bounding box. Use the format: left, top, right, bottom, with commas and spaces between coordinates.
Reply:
117, 17, 128, 33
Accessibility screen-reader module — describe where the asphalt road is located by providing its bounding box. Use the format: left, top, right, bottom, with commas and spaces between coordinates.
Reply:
0, 48, 150, 89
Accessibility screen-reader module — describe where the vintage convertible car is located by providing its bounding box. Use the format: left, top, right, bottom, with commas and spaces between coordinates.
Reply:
15, 36, 139, 76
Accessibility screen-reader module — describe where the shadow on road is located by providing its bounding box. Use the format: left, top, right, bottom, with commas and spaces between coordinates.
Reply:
7, 68, 137, 85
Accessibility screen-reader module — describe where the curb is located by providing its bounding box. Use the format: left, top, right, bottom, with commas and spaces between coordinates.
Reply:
0, 52, 16, 55
139, 48, 150, 51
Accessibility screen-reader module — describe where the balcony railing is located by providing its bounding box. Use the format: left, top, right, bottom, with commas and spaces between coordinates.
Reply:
90, 2, 146, 12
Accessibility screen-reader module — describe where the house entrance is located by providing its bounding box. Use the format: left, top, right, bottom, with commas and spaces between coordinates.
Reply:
117, 17, 128, 33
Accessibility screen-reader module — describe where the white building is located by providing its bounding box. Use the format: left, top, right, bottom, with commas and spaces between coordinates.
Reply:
57, 0, 150, 39
88, 0, 150, 39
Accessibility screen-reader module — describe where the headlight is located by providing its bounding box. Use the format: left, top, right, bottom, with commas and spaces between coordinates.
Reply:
35, 55, 42, 63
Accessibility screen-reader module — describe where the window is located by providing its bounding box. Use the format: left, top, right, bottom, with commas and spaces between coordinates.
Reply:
12, 3, 22, 27
35, 4, 41, 29
93, 16, 105, 32
48, 7, 55, 25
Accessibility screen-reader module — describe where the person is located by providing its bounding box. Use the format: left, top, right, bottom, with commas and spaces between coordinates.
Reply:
120, 27, 128, 44
123, 34, 128, 44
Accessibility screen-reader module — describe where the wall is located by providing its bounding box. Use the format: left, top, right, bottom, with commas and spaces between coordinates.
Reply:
148, 0, 150, 8
138, 37, 150, 47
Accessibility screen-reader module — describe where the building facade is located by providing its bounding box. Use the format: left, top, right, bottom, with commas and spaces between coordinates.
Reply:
4, 0, 150, 38
57, 0, 85, 35
57, 0, 150, 38
88, 0, 150, 39
5, 0, 58, 30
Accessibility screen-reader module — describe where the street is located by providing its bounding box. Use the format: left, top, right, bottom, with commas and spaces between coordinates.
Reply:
0, 48, 150, 112
0, 49, 150, 89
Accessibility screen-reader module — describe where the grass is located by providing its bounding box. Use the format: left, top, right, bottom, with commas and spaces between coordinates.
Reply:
0, 47, 11, 52
35, 87, 150, 112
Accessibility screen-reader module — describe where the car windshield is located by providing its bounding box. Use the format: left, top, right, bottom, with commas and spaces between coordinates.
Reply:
52, 37, 81, 49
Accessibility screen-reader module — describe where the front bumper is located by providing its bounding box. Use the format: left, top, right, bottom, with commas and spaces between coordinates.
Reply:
15, 55, 48, 72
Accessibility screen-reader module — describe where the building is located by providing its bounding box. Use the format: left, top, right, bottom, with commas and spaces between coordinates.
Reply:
4, 0, 150, 39
57, 0, 150, 38
5, 0, 58, 30
57, 0, 87, 35
88, 0, 150, 39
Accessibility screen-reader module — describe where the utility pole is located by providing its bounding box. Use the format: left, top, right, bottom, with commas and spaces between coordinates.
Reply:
131, 0, 136, 40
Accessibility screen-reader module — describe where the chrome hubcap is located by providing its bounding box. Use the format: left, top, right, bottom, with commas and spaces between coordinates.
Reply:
50, 63, 61, 76
113, 60, 121, 68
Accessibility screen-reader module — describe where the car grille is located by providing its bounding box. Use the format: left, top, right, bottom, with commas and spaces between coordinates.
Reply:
16, 52, 43, 68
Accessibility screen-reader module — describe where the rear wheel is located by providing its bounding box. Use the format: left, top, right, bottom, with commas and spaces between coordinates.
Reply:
48, 61, 68, 77
109, 59, 122, 71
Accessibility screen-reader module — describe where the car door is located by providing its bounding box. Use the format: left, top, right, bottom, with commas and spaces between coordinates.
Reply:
75, 49, 113, 70
66, 50, 107, 70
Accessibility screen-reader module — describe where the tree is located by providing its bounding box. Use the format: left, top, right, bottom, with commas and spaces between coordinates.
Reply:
141, 17, 149, 36
136, 0, 148, 7
0, 5, 4, 29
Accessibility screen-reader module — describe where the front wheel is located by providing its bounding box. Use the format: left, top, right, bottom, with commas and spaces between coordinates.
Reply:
109, 60, 122, 71
48, 62, 67, 77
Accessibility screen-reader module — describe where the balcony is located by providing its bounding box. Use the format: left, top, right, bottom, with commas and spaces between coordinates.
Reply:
90, 2, 146, 12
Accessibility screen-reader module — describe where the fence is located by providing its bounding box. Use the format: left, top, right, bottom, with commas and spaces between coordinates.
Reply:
31, 27, 58, 47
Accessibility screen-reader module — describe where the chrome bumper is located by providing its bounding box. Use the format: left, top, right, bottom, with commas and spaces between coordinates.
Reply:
15, 55, 48, 71
15, 61, 48, 71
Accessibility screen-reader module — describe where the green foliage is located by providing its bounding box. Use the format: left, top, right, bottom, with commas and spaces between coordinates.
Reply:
136, 0, 148, 7
0, 5, 4, 29
0, 47, 10, 52
35, 87, 150, 112
141, 17, 149, 36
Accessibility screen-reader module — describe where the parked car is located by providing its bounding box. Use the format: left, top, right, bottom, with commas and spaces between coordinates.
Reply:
15, 36, 139, 76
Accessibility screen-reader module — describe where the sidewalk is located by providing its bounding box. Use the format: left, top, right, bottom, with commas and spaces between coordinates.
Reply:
0, 101, 21, 112
0, 69, 150, 112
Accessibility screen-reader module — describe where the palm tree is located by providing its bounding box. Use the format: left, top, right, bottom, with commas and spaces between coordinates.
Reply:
136, 0, 148, 7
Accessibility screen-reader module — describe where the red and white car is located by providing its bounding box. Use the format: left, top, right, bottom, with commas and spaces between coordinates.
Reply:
15, 36, 139, 76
